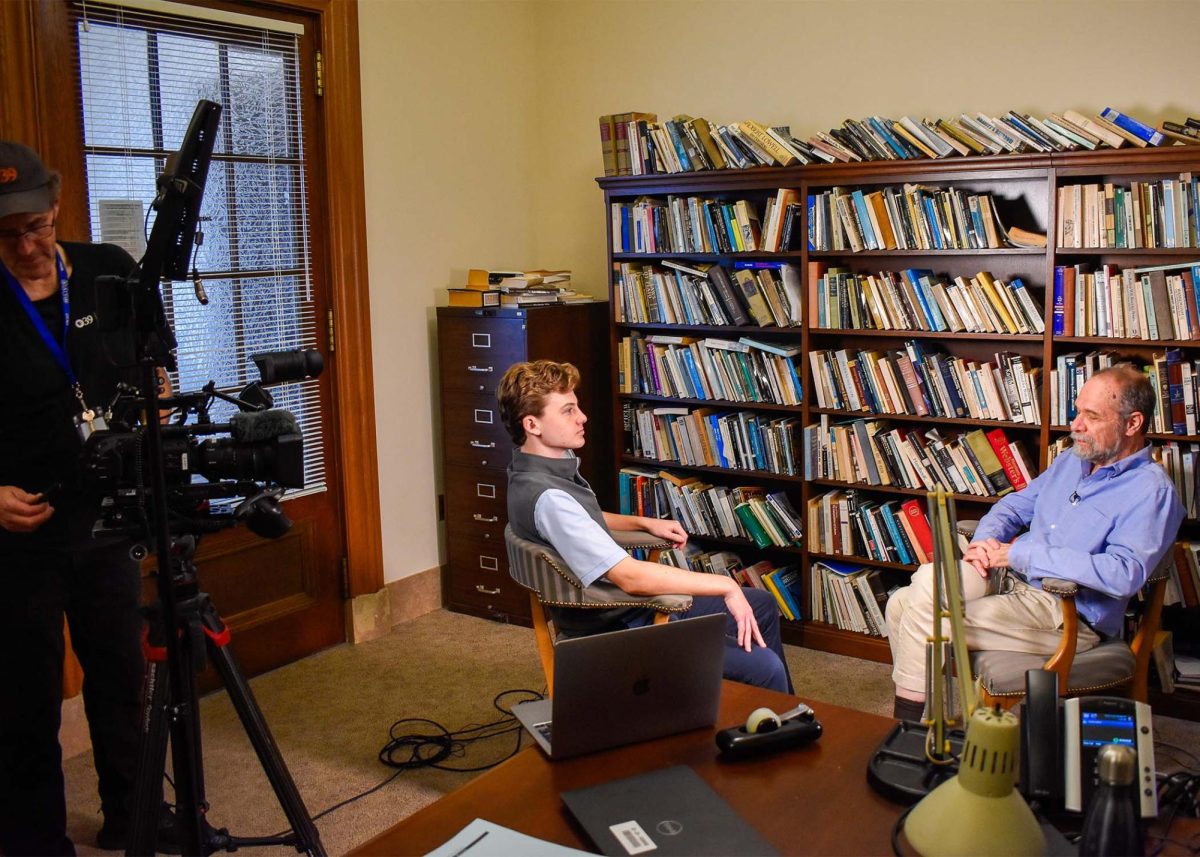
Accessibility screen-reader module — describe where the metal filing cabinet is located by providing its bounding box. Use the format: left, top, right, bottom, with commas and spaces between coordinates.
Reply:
436, 303, 610, 624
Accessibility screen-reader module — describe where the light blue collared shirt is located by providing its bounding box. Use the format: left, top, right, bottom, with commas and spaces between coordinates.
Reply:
975, 445, 1185, 637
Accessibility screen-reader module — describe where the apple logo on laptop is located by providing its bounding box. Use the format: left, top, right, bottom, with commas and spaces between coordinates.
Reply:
632, 676, 650, 696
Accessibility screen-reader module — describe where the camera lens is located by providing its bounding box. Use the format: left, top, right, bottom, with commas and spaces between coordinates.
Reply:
251, 348, 324, 385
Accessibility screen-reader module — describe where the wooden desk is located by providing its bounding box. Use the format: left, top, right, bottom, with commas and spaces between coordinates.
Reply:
352, 682, 905, 856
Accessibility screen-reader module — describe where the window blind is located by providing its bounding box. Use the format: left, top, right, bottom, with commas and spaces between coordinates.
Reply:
73, 0, 326, 495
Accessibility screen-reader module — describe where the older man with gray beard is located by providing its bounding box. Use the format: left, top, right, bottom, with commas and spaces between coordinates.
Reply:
884, 364, 1184, 721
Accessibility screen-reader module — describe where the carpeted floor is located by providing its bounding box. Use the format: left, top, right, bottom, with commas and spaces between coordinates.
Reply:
63, 608, 1197, 854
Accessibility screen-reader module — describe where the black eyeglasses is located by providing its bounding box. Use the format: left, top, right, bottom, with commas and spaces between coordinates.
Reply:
0, 218, 56, 244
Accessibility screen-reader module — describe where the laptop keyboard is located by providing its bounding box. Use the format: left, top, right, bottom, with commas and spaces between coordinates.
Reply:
534, 721, 552, 742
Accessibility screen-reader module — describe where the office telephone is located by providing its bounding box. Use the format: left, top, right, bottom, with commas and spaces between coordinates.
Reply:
1019, 670, 1157, 818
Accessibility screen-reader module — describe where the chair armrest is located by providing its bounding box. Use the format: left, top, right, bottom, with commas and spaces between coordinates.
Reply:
956, 520, 979, 540
1040, 578, 1079, 598
610, 529, 673, 552
503, 525, 691, 614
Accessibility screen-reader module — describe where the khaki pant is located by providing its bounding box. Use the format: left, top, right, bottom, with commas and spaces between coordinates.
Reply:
885, 562, 1101, 695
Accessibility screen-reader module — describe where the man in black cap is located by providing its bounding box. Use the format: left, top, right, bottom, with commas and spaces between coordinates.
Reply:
0, 141, 175, 853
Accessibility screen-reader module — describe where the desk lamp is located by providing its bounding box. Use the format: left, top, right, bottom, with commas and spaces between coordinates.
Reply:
902, 490, 1045, 856
904, 705, 1045, 856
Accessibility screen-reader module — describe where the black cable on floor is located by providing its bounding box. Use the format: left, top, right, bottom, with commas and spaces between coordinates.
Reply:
292, 688, 546, 829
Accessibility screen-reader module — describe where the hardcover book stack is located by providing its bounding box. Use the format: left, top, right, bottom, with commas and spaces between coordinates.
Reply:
446, 268, 587, 308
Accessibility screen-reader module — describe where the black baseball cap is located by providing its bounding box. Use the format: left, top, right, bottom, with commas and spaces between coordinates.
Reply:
0, 141, 56, 218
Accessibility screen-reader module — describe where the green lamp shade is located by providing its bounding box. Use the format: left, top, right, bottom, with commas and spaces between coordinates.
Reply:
905, 707, 1046, 857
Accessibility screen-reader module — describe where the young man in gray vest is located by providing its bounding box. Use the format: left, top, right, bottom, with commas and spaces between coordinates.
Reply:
499, 360, 791, 692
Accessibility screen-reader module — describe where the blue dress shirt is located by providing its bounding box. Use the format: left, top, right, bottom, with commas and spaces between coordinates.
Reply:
974, 444, 1185, 637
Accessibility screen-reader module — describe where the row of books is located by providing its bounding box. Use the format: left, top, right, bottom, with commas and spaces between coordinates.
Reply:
600, 113, 819, 176
808, 184, 1044, 253
807, 489, 935, 567
812, 264, 1045, 335
808, 343, 1042, 424
657, 544, 807, 621
1047, 438, 1200, 519
1151, 630, 1200, 695
617, 468, 803, 550
808, 110, 1184, 162
613, 260, 802, 327
618, 333, 803, 406
803, 417, 1033, 499
808, 561, 898, 638
611, 192, 804, 255
598, 110, 1197, 177
623, 403, 801, 477
1055, 176, 1200, 249
1166, 541, 1200, 610
1049, 349, 1200, 435
1053, 262, 1200, 341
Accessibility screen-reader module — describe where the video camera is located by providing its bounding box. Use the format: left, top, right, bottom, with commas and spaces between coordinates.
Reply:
79, 98, 323, 544
81, 347, 323, 540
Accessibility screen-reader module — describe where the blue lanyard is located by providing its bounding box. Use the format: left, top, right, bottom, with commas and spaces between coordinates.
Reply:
1, 253, 91, 415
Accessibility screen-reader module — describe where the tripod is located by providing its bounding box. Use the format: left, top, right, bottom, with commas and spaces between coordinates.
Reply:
126, 533, 325, 855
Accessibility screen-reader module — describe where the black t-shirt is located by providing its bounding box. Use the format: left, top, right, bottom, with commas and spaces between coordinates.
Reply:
0, 241, 175, 550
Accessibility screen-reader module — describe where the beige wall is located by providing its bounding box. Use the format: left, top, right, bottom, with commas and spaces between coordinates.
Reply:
360, 0, 1200, 583
358, 0, 539, 582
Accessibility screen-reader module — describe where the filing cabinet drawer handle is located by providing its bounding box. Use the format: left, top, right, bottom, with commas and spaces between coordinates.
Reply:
478, 555, 499, 571
471, 333, 492, 348
470, 440, 496, 449
475, 584, 501, 595
467, 364, 493, 373
473, 514, 499, 523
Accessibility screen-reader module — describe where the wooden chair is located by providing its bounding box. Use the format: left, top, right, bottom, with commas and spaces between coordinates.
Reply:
504, 525, 693, 696
957, 520, 1172, 710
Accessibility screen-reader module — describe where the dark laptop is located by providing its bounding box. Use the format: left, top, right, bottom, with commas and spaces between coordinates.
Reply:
561, 764, 778, 856
512, 614, 725, 759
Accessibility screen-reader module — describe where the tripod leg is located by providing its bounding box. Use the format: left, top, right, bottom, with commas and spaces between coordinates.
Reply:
204, 628, 326, 856
127, 657, 170, 856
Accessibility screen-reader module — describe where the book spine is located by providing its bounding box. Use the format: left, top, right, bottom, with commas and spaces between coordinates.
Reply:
1099, 108, 1166, 146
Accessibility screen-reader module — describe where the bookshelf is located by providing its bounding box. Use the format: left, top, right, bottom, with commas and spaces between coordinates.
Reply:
598, 147, 1200, 673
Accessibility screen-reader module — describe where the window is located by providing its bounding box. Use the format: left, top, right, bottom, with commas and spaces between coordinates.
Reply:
73, 0, 325, 494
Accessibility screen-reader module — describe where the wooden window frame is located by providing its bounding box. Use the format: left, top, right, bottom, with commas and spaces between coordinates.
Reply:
1, 0, 384, 598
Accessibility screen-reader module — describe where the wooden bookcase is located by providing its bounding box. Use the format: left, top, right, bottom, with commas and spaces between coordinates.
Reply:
597, 147, 1200, 678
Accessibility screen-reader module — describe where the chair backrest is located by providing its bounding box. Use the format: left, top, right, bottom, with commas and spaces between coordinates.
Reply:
503, 525, 693, 695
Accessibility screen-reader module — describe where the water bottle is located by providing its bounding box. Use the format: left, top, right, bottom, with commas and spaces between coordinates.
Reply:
1078, 743, 1143, 857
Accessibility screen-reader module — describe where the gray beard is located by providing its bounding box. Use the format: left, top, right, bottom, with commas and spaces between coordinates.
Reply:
1070, 433, 1118, 464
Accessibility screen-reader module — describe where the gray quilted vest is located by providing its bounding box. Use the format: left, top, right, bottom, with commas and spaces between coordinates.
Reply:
507, 448, 645, 635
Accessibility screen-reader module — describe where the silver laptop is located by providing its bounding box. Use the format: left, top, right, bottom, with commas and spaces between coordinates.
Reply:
513, 614, 726, 759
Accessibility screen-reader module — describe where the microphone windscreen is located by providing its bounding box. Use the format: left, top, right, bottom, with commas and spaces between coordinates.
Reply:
230, 409, 300, 442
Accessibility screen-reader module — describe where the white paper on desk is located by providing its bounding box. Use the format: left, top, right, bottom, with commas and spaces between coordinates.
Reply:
425, 818, 593, 857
